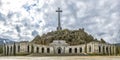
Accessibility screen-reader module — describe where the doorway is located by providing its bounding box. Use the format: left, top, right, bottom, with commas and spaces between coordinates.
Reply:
57, 47, 62, 54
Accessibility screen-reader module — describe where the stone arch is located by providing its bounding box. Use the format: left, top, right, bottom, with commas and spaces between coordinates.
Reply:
47, 48, 50, 53
80, 47, 82, 53
57, 47, 62, 54
74, 48, 77, 53
89, 46, 91, 52
36, 47, 39, 53
41, 47, 44, 53
18, 45, 20, 52
69, 48, 72, 53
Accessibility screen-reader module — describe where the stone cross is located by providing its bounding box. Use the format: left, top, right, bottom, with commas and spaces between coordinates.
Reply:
56, 7, 62, 30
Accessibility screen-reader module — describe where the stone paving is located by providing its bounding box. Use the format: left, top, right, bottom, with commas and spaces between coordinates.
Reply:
0, 56, 120, 60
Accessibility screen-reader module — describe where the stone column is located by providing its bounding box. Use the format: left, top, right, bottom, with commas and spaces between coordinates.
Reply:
3, 44, 6, 55
109, 46, 111, 55
8, 46, 10, 55
100, 46, 103, 54
104, 46, 106, 54
113, 45, 116, 55
6, 46, 9, 55
111, 45, 114, 55
33, 46, 36, 53
112, 46, 114, 55
92, 45, 95, 53
5, 46, 7, 55
83, 45, 85, 53
16, 44, 18, 54
44, 47, 47, 54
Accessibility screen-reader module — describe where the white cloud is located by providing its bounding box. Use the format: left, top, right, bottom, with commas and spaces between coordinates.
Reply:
0, 0, 120, 43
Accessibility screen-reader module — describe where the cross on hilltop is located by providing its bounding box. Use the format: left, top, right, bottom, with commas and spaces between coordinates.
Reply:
56, 7, 62, 31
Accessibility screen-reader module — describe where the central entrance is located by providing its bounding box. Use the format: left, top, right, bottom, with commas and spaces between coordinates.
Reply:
57, 47, 62, 54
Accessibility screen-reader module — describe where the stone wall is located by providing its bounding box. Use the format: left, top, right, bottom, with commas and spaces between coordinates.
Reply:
87, 42, 116, 55
3, 41, 116, 56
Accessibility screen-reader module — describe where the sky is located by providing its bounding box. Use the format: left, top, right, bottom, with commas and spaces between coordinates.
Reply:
0, 0, 120, 43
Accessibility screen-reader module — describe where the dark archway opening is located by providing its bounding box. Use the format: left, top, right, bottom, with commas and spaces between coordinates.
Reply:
58, 48, 61, 54
47, 48, 50, 53
36, 47, 39, 53
42, 47, 44, 53
99, 46, 101, 53
80, 47, 82, 53
18, 45, 20, 52
69, 48, 72, 53
75, 48, 77, 53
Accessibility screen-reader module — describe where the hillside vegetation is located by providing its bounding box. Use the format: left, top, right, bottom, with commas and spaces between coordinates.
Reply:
32, 29, 106, 45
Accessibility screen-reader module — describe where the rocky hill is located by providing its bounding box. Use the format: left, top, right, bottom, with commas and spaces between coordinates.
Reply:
31, 28, 106, 45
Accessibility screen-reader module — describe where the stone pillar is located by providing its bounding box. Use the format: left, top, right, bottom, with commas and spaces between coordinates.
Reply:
33, 46, 37, 53
112, 45, 114, 55
109, 46, 111, 55
110, 46, 112, 55
6, 46, 7, 55
16, 44, 18, 54
8, 46, 10, 55
104, 46, 106, 54
111, 45, 113, 55
50, 47, 54, 54
108, 46, 111, 56
44, 47, 47, 54
3, 44, 6, 56
6, 46, 9, 55
92, 45, 95, 53
101, 46, 103, 54
113, 45, 116, 55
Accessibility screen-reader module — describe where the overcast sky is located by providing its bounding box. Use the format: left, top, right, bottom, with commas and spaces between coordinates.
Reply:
0, 0, 120, 43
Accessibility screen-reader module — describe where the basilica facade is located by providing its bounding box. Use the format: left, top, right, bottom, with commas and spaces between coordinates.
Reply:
3, 40, 116, 56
